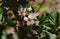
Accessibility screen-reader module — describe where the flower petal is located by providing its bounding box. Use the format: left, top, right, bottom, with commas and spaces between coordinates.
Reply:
27, 7, 32, 11
28, 13, 37, 19
27, 20, 34, 26
24, 17, 28, 21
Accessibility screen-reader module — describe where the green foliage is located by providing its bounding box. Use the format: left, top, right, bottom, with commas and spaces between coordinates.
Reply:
0, 0, 60, 39
0, 8, 3, 21
8, 19, 17, 26
38, 14, 48, 24
33, 9, 59, 39
32, 5, 40, 11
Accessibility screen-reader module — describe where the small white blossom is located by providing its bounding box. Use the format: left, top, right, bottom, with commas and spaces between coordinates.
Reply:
28, 13, 37, 19
28, 13, 40, 19
27, 20, 34, 26
24, 17, 28, 21
23, 8, 26, 13
20, 8, 23, 12
18, 11, 21, 16
27, 7, 32, 11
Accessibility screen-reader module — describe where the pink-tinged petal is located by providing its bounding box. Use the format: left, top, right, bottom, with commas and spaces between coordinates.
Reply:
27, 21, 31, 26
27, 20, 34, 26
31, 20, 35, 25
18, 11, 21, 16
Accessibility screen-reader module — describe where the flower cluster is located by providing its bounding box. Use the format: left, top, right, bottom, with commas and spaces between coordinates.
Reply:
17, 7, 40, 26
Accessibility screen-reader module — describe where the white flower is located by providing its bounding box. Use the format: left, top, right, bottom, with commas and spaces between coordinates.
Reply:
18, 11, 21, 16
23, 8, 26, 13
35, 21, 39, 26
20, 8, 23, 12
27, 20, 34, 26
27, 7, 32, 11
28, 13, 36, 19
28, 13, 40, 19
24, 17, 28, 21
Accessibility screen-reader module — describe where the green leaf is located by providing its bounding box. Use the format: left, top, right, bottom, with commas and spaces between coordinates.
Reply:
0, 8, 3, 14
32, 5, 40, 11
44, 9, 59, 30
2, 30, 6, 39
49, 9, 59, 26
0, 8, 3, 21
43, 30, 57, 39
38, 14, 47, 24
0, 14, 2, 21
